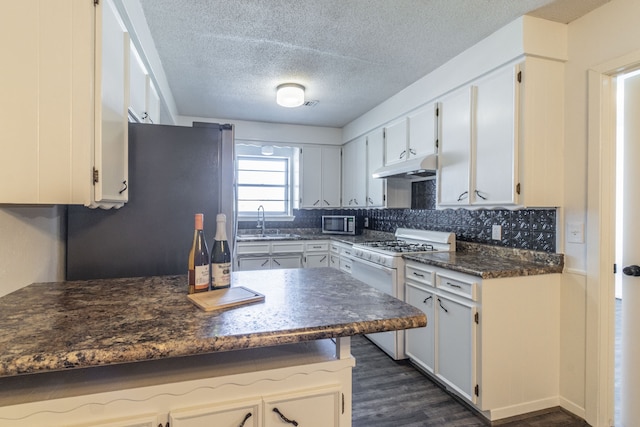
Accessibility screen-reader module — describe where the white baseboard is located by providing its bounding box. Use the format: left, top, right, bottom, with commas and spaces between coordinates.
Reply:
559, 396, 586, 420
486, 397, 560, 421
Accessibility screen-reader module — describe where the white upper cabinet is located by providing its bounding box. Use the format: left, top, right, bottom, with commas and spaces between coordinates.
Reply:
407, 102, 438, 159
0, 0, 129, 208
301, 146, 341, 208
437, 86, 473, 206
437, 58, 563, 209
366, 128, 385, 207
0, 1, 93, 204
473, 64, 519, 206
94, 0, 129, 207
384, 118, 408, 166
342, 136, 366, 207
130, 42, 160, 124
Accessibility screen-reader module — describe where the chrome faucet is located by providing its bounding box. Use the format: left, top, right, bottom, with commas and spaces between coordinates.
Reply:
257, 205, 266, 236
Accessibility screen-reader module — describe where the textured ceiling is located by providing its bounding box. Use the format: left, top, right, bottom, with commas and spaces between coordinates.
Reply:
138, 0, 609, 128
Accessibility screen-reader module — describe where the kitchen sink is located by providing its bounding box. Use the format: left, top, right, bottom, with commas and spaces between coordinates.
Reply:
236, 233, 300, 241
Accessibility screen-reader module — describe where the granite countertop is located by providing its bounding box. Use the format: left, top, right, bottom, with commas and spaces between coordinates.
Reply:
236, 229, 393, 245
404, 242, 564, 279
0, 268, 425, 377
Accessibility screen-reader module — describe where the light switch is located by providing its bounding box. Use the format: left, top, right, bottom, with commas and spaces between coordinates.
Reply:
492, 225, 501, 240
567, 222, 584, 243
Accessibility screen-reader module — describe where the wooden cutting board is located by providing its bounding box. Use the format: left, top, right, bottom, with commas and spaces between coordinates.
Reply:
187, 286, 265, 312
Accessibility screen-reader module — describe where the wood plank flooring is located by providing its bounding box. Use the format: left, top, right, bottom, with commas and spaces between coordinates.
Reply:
351, 334, 589, 427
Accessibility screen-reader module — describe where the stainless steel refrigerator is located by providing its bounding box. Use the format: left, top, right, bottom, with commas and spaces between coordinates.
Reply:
66, 122, 235, 280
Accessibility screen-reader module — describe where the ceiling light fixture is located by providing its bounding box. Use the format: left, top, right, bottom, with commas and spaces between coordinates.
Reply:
276, 83, 305, 108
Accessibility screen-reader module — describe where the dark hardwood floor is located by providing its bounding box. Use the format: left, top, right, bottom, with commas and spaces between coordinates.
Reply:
351, 334, 588, 427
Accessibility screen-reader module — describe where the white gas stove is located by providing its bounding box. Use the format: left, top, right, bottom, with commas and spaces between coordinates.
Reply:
351, 228, 456, 360
352, 228, 456, 268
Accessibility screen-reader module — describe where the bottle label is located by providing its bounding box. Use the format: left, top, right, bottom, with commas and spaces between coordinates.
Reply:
194, 264, 210, 292
212, 262, 231, 288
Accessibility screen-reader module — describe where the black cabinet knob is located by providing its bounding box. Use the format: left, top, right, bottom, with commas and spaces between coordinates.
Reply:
622, 265, 640, 276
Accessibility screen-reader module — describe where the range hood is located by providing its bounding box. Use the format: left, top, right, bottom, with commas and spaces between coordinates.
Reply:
372, 154, 437, 179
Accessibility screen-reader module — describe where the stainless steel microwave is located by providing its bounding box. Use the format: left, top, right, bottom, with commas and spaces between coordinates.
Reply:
322, 215, 356, 235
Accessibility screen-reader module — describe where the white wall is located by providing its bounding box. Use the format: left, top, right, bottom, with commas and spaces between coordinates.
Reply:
176, 115, 343, 146
0, 206, 65, 297
342, 16, 567, 144
560, 0, 640, 422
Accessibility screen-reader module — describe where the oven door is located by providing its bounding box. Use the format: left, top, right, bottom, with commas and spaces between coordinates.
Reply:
351, 256, 405, 360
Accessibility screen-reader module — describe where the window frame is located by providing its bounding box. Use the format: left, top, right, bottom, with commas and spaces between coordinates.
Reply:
236, 154, 294, 220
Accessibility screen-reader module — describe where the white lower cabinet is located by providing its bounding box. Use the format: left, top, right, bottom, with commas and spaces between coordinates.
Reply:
405, 282, 435, 374
404, 260, 560, 421
170, 399, 260, 427
271, 255, 302, 269
329, 241, 354, 274
236, 241, 304, 271
263, 385, 342, 427
0, 341, 353, 427
436, 292, 476, 402
304, 241, 330, 268
170, 385, 340, 427
238, 256, 272, 271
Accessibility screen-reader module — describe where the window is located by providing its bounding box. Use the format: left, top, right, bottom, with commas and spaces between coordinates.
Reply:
235, 144, 299, 219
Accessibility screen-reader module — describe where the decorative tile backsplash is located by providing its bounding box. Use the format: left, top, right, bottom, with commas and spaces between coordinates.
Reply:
238, 180, 558, 253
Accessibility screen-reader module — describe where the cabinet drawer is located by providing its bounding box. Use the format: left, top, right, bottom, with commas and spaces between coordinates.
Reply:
305, 241, 329, 252
436, 273, 477, 300
330, 243, 340, 253
339, 258, 352, 274
339, 246, 354, 258
236, 242, 271, 255
271, 242, 304, 253
405, 263, 435, 287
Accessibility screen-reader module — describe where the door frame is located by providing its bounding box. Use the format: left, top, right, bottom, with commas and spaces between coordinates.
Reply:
586, 50, 640, 426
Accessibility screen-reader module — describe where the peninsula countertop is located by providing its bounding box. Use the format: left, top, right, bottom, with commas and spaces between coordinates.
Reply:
0, 268, 425, 377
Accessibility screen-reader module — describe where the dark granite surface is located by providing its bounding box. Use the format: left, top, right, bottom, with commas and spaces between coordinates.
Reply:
0, 268, 425, 377
236, 229, 394, 244
404, 242, 564, 279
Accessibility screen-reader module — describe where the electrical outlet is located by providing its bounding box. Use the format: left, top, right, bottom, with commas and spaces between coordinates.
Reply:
492, 225, 502, 240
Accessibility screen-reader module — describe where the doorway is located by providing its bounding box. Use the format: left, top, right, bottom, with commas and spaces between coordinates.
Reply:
614, 68, 640, 426
586, 54, 640, 427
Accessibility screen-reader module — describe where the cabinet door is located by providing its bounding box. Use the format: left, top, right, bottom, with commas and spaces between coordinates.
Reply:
405, 283, 435, 374
305, 253, 329, 268
170, 400, 260, 427
437, 87, 473, 206
436, 293, 477, 402
263, 386, 341, 427
329, 254, 340, 270
271, 255, 302, 269
474, 65, 518, 205
238, 257, 271, 271
94, 0, 129, 206
342, 136, 366, 207
408, 102, 438, 159
384, 118, 408, 166
0, 0, 93, 204
145, 77, 160, 124
321, 146, 342, 207
129, 42, 147, 122
301, 147, 323, 207
366, 128, 385, 207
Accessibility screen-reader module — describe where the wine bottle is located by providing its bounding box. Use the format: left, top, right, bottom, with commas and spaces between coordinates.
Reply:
188, 213, 210, 294
211, 213, 232, 289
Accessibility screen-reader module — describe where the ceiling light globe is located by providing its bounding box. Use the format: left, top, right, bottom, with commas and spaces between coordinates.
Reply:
276, 83, 305, 108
